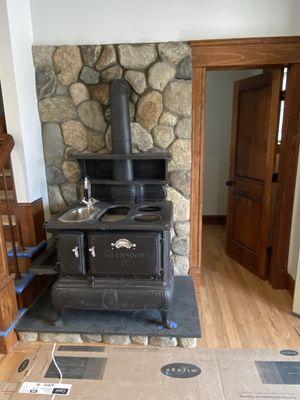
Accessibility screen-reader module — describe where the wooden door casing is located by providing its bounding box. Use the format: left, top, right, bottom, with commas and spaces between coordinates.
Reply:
226, 71, 281, 279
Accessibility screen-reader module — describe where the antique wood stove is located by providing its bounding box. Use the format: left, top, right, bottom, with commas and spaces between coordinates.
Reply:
46, 79, 174, 328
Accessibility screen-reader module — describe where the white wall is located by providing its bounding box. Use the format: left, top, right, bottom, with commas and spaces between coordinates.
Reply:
288, 150, 300, 280
29, 0, 300, 45
204, 70, 261, 216
0, 0, 48, 206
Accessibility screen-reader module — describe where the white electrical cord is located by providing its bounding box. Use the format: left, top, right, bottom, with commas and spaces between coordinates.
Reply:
50, 342, 63, 400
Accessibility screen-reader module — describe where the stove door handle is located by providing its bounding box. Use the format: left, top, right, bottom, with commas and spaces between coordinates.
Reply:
111, 239, 136, 249
89, 246, 96, 258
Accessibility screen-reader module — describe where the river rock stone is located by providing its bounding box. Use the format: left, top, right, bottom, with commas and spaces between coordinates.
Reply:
81, 45, 102, 66
172, 236, 190, 256
65, 147, 79, 160
148, 62, 176, 91
175, 117, 191, 139
89, 83, 110, 105
62, 120, 88, 151
46, 165, 66, 185
159, 111, 178, 127
87, 130, 106, 152
102, 335, 131, 345
69, 82, 89, 106
152, 125, 174, 149
61, 183, 78, 205
36, 65, 56, 99
39, 97, 77, 122
164, 80, 192, 116
101, 65, 122, 82
169, 170, 190, 196
32, 46, 55, 68
158, 42, 191, 64
168, 139, 191, 171
18, 331, 38, 342
149, 336, 178, 347
178, 337, 197, 348
174, 221, 190, 238
48, 185, 66, 213
78, 100, 106, 132
42, 123, 64, 165
131, 336, 148, 345
172, 255, 189, 275
167, 187, 190, 221
39, 333, 83, 343
96, 45, 116, 71
53, 45, 82, 86
124, 70, 147, 95
176, 56, 192, 79
118, 44, 157, 69
81, 334, 102, 342
62, 160, 81, 183
131, 122, 153, 151
79, 66, 100, 84
56, 84, 69, 96
136, 90, 163, 130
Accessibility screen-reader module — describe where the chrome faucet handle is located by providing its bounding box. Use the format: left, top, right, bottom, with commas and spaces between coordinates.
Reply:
82, 176, 98, 207
82, 197, 97, 207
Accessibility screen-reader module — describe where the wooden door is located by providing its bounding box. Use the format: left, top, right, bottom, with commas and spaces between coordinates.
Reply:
226, 70, 281, 279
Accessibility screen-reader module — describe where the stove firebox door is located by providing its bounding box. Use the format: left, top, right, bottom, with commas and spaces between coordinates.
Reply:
88, 232, 162, 278
56, 231, 86, 276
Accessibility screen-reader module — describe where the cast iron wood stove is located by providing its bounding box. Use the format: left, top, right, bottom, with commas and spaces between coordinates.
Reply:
46, 79, 174, 328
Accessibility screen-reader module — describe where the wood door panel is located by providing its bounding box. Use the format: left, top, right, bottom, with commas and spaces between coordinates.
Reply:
235, 85, 271, 181
226, 70, 281, 279
231, 193, 262, 254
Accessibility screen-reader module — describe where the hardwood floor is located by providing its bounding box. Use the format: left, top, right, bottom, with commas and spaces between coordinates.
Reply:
195, 225, 300, 348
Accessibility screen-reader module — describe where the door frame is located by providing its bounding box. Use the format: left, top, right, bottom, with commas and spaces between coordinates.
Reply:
188, 36, 300, 289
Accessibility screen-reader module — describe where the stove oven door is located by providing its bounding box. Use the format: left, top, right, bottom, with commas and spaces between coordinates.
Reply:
87, 232, 162, 278
56, 231, 86, 276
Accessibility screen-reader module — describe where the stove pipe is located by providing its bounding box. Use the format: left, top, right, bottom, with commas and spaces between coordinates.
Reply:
110, 79, 136, 201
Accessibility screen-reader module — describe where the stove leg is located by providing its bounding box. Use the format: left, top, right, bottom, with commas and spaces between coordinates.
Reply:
161, 310, 173, 329
53, 308, 64, 326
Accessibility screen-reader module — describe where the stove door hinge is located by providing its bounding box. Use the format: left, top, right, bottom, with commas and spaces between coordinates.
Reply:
272, 172, 279, 183
266, 246, 272, 256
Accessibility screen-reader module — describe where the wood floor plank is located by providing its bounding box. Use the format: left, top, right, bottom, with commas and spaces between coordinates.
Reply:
197, 225, 300, 349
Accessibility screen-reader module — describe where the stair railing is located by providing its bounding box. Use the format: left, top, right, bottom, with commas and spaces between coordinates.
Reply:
0, 133, 21, 279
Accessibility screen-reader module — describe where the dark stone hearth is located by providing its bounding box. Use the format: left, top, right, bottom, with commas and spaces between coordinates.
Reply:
16, 276, 200, 338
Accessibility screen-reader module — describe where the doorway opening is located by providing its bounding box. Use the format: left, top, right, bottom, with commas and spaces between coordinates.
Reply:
199, 67, 300, 348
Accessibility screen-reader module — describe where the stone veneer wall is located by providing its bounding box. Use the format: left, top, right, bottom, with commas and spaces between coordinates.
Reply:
33, 42, 192, 275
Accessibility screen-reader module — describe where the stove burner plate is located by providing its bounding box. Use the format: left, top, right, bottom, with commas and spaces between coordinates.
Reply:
133, 214, 161, 222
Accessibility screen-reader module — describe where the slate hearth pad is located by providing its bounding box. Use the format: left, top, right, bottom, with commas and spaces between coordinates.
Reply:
16, 276, 201, 338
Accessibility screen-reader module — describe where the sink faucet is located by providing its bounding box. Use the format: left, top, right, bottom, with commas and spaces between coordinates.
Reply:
82, 176, 97, 208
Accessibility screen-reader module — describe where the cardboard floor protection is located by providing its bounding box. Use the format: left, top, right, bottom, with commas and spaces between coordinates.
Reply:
1, 344, 300, 399
16, 276, 201, 338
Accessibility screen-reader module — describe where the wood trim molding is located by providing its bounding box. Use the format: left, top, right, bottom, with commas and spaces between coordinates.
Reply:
203, 215, 226, 225
287, 273, 295, 297
190, 67, 206, 269
189, 36, 300, 282
269, 64, 300, 289
189, 36, 300, 68
17, 198, 46, 247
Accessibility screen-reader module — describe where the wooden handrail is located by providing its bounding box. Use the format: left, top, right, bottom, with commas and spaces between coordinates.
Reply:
0, 133, 14, 170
